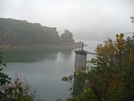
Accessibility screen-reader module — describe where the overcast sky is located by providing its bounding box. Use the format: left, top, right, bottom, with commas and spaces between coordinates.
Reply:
0, 0, 134, 37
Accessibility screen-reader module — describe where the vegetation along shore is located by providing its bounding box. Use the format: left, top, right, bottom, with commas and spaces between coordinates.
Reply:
0, 18, 83, 50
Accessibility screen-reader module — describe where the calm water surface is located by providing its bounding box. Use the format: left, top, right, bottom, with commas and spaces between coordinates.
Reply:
2, 40, 101, 101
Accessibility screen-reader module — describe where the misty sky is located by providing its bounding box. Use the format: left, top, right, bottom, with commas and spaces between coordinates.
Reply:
0, 0, 134, 37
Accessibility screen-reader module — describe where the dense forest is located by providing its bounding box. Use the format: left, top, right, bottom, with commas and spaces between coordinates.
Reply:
0, 18, 75, 48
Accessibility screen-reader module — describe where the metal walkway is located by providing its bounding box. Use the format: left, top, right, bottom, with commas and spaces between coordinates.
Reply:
86, 51, 96, 55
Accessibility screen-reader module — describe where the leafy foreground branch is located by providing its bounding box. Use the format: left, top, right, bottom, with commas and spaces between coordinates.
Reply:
0, 52, 44, 101
62, 34, 134, 101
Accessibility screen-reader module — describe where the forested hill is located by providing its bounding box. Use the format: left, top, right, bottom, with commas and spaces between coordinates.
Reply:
0, 18, 75, 47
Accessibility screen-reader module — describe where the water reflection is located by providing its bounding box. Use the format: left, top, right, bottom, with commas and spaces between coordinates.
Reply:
60, 50, 73, 59
1, 40, 100, 100
2, 50, 73, 63
2, 49, 74, 101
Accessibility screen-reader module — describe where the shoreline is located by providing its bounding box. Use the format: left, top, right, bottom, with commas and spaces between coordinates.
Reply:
0, 44, 82, 51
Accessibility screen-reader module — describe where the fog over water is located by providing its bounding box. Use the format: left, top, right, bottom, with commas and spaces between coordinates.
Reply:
0, 0, 134, 40
1, 1, 134, 100
2, 40, 99, 101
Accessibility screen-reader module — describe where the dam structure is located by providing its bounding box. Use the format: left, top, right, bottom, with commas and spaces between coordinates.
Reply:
74, 43, 87, 71
73, 43, 87, 96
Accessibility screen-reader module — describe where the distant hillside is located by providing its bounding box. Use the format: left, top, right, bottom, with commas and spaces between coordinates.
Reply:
73, 31, 118, 41
73, 31, 99, 41
0, 18, 75, 47
73, 26, 123, 41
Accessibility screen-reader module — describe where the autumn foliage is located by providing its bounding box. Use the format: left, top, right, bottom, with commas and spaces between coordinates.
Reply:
62, 34, 134, 101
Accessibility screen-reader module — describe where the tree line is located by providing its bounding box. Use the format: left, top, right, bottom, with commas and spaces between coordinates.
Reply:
0, 18, 75, 46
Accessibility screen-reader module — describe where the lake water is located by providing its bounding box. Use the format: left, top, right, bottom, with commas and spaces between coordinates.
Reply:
2, 40, 101, 101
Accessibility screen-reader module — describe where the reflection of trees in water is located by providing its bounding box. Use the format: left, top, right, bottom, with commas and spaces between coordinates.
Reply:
2, 49, 73, 63
59, 50, 73, 60
2, 50, 59, 62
